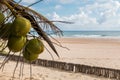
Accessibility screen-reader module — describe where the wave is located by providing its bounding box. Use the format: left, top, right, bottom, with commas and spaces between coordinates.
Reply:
72, 34, 120, 38
73, 34, 102, 38
51, 34, 120, 39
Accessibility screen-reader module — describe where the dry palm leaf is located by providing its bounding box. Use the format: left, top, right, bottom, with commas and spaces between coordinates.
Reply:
1, 0, 63, 57
0, 0, 72, 79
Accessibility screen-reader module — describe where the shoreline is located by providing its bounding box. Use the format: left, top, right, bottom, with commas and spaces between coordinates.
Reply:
53, 37, 120, 43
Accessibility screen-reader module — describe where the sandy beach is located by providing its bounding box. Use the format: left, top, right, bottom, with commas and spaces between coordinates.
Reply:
0, 37, 120, 80
40, 38, 120, 69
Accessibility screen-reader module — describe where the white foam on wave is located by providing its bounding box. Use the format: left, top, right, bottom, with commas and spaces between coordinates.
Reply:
63, 34, 120, 39
73, 34, 102, 38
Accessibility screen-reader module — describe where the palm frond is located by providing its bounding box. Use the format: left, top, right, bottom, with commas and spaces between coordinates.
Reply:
27, 0, 44, 7
6, 0, 63, 57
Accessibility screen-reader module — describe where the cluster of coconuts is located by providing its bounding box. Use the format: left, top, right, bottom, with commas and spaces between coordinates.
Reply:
0, 12, 44, 62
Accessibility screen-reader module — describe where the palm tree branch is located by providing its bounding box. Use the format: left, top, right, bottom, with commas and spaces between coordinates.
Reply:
7, 0, 61, 57
8, 0, 63, 35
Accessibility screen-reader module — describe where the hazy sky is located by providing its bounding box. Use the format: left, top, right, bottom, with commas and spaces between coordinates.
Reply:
16, 0, 120, 31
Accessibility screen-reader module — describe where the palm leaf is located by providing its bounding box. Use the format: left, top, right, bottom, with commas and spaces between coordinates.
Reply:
2, 0, 63, 57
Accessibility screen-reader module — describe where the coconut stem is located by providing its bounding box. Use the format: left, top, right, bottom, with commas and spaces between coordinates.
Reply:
2, 0, 17, 17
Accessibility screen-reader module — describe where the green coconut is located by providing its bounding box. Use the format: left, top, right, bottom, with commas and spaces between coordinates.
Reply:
11, 16, 31, 36
0, 23, 12, 40
0, 13, 5, 25
25, 38, 44, 54
23, 49, 39, 62
7, 36, 26, 52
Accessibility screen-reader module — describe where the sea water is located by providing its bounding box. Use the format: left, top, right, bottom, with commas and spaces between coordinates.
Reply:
51, 31, 120, 38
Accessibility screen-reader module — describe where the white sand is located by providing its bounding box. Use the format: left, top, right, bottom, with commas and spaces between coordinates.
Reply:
0, 61, 112, 80
40, 38, 120, 69
0, 37, 119, 80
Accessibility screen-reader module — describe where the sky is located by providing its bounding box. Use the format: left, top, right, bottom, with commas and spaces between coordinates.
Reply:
15, 0, 120, 31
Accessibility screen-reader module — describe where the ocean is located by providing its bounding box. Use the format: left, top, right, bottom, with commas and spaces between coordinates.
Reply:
51, 31, 120, 38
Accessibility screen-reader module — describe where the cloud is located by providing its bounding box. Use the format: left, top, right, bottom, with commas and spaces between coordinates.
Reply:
90, 0, 120, 24
19, 0, 120, 30
21, 0, 37, 4
44, 0, 75, 4
52, 12, 98, 30
49, 0, 120, 30
55, 5, 62, 10
59, 0, 74, 4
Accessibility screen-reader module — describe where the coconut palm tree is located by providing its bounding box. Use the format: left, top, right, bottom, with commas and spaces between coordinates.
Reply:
0, 0, 63, 56
0, 0, 66, 79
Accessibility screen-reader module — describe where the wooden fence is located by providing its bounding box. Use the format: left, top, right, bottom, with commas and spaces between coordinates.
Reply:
0, 54, 120, 80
